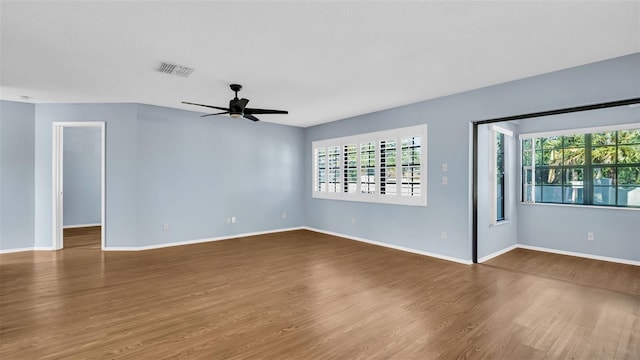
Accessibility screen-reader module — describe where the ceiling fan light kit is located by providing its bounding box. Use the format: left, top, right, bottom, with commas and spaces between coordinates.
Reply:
183, 84, 288, 122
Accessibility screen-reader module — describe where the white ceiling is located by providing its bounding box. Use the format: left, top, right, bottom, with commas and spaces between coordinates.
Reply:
1, 1, 638, 127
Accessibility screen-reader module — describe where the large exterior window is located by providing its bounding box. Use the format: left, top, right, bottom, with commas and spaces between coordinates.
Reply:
521, 125, 640, 208
312, 125, 427, 206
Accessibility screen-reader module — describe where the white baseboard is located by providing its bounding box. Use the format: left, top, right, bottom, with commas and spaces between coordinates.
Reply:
303, 227, 473, 265
478, 244, 518, 263
0, 247, 34, 254
0, 246, 55, 254
5, 227, 637, 267
104, 226, 305, 251
517, 244, 640, 266
63, 223, 101, 229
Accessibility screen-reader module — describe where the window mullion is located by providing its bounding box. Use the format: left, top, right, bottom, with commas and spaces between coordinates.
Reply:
585, 134, 592, 205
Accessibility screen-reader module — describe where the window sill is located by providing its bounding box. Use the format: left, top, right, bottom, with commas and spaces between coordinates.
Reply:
490, 220, 511, 227
520, 202, 640, 211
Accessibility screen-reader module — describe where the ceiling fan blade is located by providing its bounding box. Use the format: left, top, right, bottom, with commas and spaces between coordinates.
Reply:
237, 98, 249, 109
182, 101, 229, 112
201, 111, 230, 117
243, 114, 260, 122
244, 107, 288, 115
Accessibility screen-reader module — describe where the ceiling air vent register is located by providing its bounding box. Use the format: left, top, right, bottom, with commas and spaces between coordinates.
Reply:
156, 62, 194, 77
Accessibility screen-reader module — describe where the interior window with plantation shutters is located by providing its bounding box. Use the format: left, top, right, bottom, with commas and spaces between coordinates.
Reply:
312, 125, 427, 206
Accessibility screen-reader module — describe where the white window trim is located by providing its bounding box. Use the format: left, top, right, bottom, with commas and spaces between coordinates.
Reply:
312, 125, 427, 206
519, 122, 639, 140
489, 125, 513, 225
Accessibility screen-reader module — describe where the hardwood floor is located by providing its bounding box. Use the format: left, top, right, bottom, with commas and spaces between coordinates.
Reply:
483, 247, 640, 297
1, 230, 638, 359
63, 226, 102, 249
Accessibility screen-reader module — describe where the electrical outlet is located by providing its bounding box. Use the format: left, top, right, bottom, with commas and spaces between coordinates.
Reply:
441, 231, 447, 240
162, 222, 169, 231
587, 232, 594, 241
282, 212, 287, 219
442, 176, 448, 185
231, 217, 236, 224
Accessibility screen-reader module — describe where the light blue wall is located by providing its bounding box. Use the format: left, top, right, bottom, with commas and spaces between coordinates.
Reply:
0, 101, 35, 250
516, 105, 640, 262
477, 122, 519, 259
134, 104, 304, 246
31, 103, 304, 249
63, 127, 101, 227
304, 53, 640, 262
35, 103, 139, 248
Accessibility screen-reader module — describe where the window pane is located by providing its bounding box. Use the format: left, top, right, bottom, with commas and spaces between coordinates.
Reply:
542, 149, 562, 166
619, 129, 640, 145
343, 144, 357, 193
593, 186, 615, 205
563, 134, 585, 147
523, 168, 533, 202
593, 167, 616, 205
563, 169, 583, 204
541, 186, 562, 203
523, 184, 534, 202
535, 149, 543, 166
380, 139, 397, 195
618, 167, 640, 185
592, 146, 616, 164
618, 145, 640, 164
496, 132, 505, 173
315, 148, 326, 192
593, 167, 616, 185
401, 136, 421, 196
496, 173, 505, 220
522, 150, 532, 166
360, 142, 376, 194
402, 136, 421, 165
619, 186, 640, 207
563, 147, 585, 165
401, 166, 420, 196
318, 169, 326, 191
592, 131, 616, 146
534, 138, 542, 150
542, 136, 562, 149
327, 146, 341, 193
539, 168, 561, 185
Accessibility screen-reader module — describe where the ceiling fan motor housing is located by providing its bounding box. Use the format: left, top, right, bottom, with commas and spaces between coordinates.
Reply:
229, 100, 243, 117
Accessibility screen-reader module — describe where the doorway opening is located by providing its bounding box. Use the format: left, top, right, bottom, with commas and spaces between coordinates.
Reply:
52, 122, 106, 250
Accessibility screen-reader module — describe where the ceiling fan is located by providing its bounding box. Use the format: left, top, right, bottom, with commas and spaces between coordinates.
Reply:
182, 84, 288, 122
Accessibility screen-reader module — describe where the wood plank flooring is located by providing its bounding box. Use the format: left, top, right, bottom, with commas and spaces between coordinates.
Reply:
1, 229, 638, 359
483, 247, 640, 297
63, 226, 102, 249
